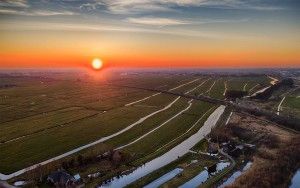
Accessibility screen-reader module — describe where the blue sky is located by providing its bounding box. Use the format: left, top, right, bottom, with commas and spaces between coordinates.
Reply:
0, 0, 299, 40
0, 0, 299, 23
0, 0, 299, 68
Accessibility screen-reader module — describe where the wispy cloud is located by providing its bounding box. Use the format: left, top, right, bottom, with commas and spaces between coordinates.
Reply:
0, 8, 76, 16
126, 16, 249, 26
0, 20, 221, 39
1, 20, 260, 41
28, 10, 76, 16
0, 0, 286, 17
0, 0, 77, 16
126, 17, 191, 26
80, 0, 173, 14
0, 8, 19, 14
80, 0, 284, 14
79, 2, 104, 11
0, 0, 29, 8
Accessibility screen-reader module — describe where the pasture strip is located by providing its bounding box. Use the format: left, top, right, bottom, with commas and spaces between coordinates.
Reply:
206, 80, 217, 95
115, 100, 193, 150
209, 79, 225, 99
0, 106, 101, 125
248, 84, 259, 94
192, 79, 214, 95
106, 80, 211, 150
185, 79, 209, 94
0, 112, 101, 145
155, 106, 215, 152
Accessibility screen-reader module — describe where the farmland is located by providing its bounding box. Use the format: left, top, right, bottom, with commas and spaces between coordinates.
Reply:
0, 69, 299, 188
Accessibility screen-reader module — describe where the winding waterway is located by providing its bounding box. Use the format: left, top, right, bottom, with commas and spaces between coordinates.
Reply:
179, 162, 230, 188
290, 169, 300, 188
99, 105, 226, 188
218, 161, 252, 188
144, 168, 183, 188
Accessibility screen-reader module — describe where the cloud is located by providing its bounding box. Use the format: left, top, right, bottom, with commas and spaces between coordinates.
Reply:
0, 8, 76, 16
0, 0, 29, 8
0, 8, 19, 14
0, 20, 221, 39
80, 0, 173, 13
0, 1, 285, 17
126, 17, 191, 26
29, 10, 76, 16
0, 0, 77, 16
79, 2, 104, 11
1, 20, 260, 41
80, 0, 284, 14
126, 16, 249, 27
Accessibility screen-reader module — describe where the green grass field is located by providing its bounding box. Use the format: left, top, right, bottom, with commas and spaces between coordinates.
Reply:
0, 74, 202, 173
0, 73, 283, 176
284, 88, 300, 110
0, 107, 99, 142
225, 76, 270, 93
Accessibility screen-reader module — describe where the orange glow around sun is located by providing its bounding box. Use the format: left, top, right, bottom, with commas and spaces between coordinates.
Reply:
91, 58, 103, 70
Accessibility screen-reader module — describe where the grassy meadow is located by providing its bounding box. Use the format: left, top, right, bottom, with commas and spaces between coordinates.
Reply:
0, 73, 273, 174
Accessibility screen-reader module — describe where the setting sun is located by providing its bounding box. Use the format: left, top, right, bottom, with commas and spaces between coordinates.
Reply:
91, 58, 103, 70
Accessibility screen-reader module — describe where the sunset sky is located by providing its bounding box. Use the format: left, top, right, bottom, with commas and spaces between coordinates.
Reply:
0, 0, 299, 68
